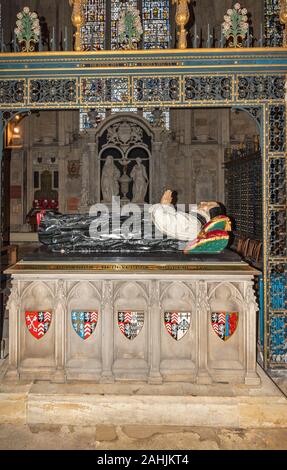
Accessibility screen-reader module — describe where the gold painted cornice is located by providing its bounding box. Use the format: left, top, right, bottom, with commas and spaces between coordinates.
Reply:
0, 47, 286, 58
6, 261, 259, 275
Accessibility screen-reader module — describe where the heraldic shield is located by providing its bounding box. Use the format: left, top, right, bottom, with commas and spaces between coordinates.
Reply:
25, 311, 52, 340
211, 312, 239, 341
71, 311, 98, 340
118, 311, 144, 340
164, 312, 191, 341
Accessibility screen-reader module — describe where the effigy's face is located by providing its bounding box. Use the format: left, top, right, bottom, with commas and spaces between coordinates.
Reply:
199, 201, 218, 212
198, 201, 209, 211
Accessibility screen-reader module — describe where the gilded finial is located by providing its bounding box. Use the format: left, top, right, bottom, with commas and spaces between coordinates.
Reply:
172, 0, 191, 49
69, 0, 86, 51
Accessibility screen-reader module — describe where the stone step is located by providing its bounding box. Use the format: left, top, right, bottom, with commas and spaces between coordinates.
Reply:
0, 366, 286, 428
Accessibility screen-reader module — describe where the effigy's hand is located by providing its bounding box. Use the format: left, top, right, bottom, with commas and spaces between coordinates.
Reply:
161, 190, 173, 205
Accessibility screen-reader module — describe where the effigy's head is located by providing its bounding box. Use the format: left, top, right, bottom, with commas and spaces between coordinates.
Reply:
198, 201, 217, 211
198, 201, 226, 219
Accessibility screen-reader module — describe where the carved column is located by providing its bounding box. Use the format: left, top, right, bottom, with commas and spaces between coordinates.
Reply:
6, 280, 21, 379
87, 142, 98, 204
148, 280, 163, 384
58, 154, 66, 213
196, 280, 212, 384
151, 140, 163, 202
79, 151, 90, 212
54, 280, 66, 383
100, 281, 115, 383
244, 282, 261, 385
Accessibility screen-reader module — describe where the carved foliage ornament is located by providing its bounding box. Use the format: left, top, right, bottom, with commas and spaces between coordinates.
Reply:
15, 7, 40, 52
222, 3, 249, 48
30, 79, 77, 104
185, 76, 232, 101
237, 76, 285, 100
269, 105, 286, 153
118, 4, 143, 50
0, 81, 25, 104
134, 77, 180, 102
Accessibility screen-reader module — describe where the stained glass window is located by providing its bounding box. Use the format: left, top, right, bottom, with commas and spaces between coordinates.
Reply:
81, 1, 171, 51
142, 0, 170, 49
80, 1, 171, 128
111, 0, 138, 50
81, 0, 106, 51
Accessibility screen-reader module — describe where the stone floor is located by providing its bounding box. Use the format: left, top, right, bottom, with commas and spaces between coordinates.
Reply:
0, 424, 287, 450
0, 365, 287, 450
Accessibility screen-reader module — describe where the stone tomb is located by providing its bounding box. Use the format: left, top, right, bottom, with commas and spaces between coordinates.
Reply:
5, 258, 260, 386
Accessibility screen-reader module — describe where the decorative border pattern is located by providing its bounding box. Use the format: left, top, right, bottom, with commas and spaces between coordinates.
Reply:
28, 78, 78, 106
7, 262, 257, 273
0, 79, 26, 106
0, 73, 284, 110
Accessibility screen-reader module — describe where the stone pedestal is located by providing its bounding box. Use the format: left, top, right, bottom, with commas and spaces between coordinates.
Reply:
5, 259, 261, 385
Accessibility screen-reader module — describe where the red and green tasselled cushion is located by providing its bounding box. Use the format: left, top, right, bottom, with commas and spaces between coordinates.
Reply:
183, 230, 230, 254
202, 215, 232, 233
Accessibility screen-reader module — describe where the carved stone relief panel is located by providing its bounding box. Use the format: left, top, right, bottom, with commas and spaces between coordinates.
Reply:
160, 282, 196, 370
66, 282, 102, 372
20, 282, 55, 367
113, 282, 148, 377
98, 118, 152, 204
207, 282, 244, 372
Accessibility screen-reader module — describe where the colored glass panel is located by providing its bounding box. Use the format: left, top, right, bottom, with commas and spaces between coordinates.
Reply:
81, 0, 106, 51
142, 0, 170, 49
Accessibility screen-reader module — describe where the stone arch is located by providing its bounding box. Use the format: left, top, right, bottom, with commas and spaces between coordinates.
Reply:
21, 281, 54, 311
114, 281, 148, 304
67, 281, 101, 303
208, 282, 244, 321
95, 112, 155, 140
22, 280, 53, 301
160, 281, 195, 304
208, 281, 244, 306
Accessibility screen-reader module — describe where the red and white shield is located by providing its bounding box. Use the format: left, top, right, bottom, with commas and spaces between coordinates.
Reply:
211, 312, 239, 341
25, 311, 52, 340
164, 312, 191, 341
118, 311, 144, 340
